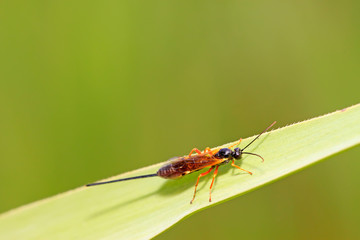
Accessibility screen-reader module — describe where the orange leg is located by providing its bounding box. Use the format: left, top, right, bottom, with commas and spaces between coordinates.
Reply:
204, 147, 212, 153
231, 160, 253, 175
190, 167, 214, 204
228, 138, 242, 149
209, 165, 219, 202
188, 148, 202, 157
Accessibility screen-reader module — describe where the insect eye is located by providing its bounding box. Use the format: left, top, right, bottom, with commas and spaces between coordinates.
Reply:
233, 148, 241, 159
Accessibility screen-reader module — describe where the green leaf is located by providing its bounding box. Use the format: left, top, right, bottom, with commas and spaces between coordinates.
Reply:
0, 104, 359, 240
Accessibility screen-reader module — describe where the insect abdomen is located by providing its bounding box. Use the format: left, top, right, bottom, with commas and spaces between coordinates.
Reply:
157, 164, 185, 179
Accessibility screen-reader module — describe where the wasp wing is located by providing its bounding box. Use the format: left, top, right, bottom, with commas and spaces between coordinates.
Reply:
167, 154, 224, 173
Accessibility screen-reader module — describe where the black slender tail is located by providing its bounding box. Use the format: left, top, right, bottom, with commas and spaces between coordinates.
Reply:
86, 173, 158, 187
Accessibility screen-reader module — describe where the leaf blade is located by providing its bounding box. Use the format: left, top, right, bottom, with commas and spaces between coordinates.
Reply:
0, 104, 359, 240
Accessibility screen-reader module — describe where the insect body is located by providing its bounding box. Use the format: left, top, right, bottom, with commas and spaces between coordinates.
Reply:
86, 121, 276, 204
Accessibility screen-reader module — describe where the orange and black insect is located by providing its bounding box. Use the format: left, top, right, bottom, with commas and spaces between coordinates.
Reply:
86, 121, 276, 204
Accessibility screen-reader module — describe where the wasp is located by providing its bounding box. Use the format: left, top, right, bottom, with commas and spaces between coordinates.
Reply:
87, 121, 276, 204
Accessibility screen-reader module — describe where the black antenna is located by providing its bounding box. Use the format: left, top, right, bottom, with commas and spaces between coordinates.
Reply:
241, 121, 276, 151
242, 152, 264, 162
86, 173, 158, 187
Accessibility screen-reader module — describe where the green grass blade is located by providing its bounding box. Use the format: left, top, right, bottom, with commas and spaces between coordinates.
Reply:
0, 104, 359, 240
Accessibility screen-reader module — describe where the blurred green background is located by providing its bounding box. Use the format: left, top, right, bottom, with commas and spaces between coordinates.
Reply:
0, 0, 359, 239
